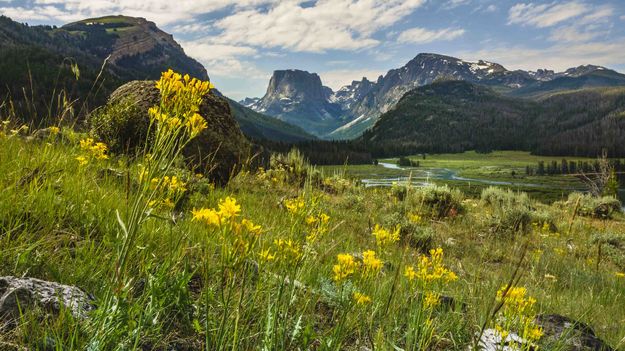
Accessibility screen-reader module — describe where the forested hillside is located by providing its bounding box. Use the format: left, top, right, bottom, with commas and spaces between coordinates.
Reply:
361, 81, 625, 158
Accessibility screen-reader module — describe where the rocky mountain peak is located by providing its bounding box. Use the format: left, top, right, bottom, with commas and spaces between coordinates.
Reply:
263, 69, 328, 103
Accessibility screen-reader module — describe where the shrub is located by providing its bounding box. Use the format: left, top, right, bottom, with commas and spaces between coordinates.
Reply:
87, 97, 147, 155
493, 206, 534, 236
268, 148, 321, 187
410, 185, 464, 219
481, 186, 531, 211
383, 212, 434, 252
568, 192, 622, 219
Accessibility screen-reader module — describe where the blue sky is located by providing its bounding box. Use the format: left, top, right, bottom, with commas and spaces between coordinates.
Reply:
1, 0, 624, 100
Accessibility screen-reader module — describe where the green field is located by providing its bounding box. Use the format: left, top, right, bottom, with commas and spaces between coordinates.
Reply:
322, 151, 604, 203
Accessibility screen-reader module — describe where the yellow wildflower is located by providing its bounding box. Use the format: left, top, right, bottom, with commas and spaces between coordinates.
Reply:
218, 197, 241, 219
616, 272, 625, 278
424, 292, 440, 309
525, 325, 544, 341
186, 113, 207, 137
284, 197, 305, 215
404, 266, 417, 282
76, 156, 88, 166
353, 292, 372, 305
362, 250, 383, 275
372, 224, 400, 247
241, 219, 262, 235
408, 213, 422, 224
192, 208, 221, 227
259, 249, 275, 262
495, 324, 509, 339
49, 126, 60, 134
333, 253, 358, 282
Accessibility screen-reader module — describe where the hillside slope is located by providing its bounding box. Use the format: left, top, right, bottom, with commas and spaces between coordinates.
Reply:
362, 81, 625, 157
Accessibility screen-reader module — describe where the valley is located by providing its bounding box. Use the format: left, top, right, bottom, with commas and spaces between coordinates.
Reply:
1, 7, 625, 351
322, 151, 599, 203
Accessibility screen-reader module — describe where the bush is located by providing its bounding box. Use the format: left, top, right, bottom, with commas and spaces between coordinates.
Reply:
87, 97, 147, 154
481, 186, 531, 211
269, 148, 318, 187
410, 185, 464, 219
493, 206, 534, 236
383, 212, 434, 252
567, 193, 622, 219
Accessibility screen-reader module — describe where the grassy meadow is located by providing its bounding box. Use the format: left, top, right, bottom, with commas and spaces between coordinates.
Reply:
323, 151, 603, 203
1, 72, 624, 351
1, 128, 625, 350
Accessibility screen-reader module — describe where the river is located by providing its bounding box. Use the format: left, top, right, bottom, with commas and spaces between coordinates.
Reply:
367, 162, 625, 208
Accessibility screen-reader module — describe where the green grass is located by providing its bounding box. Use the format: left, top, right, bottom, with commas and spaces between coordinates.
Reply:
1, 133, 625, 350
323, 151, 603, 203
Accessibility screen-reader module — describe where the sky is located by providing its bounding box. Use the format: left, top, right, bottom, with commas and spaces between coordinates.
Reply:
1, 0, 624, 100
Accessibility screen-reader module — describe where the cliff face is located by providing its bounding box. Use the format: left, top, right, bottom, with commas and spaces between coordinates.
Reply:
62, 15, 208, 80
247, 69, 344, 136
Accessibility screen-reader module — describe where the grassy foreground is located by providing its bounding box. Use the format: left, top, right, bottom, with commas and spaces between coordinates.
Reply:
1, 130, 625, 350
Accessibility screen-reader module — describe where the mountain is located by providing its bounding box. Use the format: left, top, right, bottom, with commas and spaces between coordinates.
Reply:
510, 66, 625, 99
62, 16, 208, 80
0, 15, 312, 143
0, 15, 207, 124
360, 80, 625, 157
329, 77, 375, 111
244, 69, 346, 136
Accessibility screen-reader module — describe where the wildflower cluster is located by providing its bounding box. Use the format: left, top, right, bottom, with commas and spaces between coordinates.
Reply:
284, 196, 305, 215
494, 285, 543, 346
333, 253, 359, 282
404, 248, 458, 284
148, 175, 187, 210
362, 250, 383, 276
372, 224, 400, 248
304, 212, 330, 243
77, 138, 108, 166
353, 292, 372, 306
192, 196, 242, 228
192, 196, 263, 261
150, 69, 212, 138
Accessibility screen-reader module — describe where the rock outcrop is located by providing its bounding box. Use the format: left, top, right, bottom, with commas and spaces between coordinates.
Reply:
102, 80, 251, 184
246, 69, 344, 136
0, 276, 94, 326
475, 314, 614, 351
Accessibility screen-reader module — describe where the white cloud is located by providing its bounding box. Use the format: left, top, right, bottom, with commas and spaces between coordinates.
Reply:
319, 69, 385, 90
548, 25, 606, 42
485, 4, 497, 12
181, 41, 267, 81
3, 0, 279, 25
508, 1, 589, 28
547, 5, 613, 43
397, 27, 465, 44
621, 15, 625, 21
443, 0, 470, 9
208, 0, 426, 53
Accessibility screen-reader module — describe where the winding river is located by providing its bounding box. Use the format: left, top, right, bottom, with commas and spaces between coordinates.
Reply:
362, 162, 571, 189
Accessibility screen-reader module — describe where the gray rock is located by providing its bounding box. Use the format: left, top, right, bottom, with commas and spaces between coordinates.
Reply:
474, 314, 614, 351
0, 276, 95, 323
535, 314, 614, 351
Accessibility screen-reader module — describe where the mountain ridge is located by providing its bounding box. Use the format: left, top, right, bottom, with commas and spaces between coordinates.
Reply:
243, 53, 625, 140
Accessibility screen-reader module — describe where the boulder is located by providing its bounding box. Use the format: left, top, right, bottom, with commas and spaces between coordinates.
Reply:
92, 80, 251, 184
535, 314, 614, 351
0, 276, 95, 326
474, 314, 614, 351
